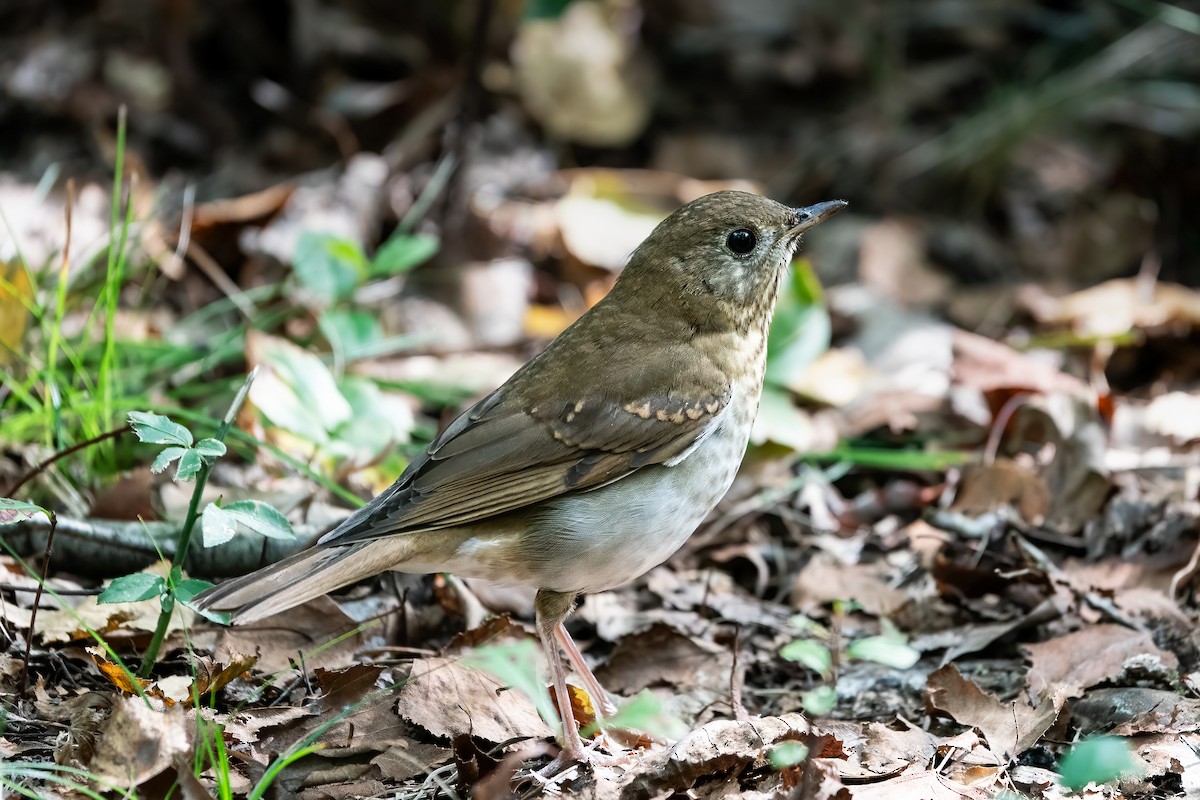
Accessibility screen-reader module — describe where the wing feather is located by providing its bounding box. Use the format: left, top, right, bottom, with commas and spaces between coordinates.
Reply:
320, 377, 732, 545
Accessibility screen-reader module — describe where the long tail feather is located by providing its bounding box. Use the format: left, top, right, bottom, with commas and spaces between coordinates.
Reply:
195, 538, 412, 624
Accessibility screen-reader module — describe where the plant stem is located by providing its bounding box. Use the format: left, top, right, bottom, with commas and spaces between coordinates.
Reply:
137, 369, 259, 678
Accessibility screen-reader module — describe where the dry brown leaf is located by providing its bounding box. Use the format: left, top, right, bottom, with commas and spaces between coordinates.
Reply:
847, 770, 991, 800
1022, 278, 1200, 337
88, 696, 191, 789
211, 596, 370, 675
397, 656, 552, 743
87, 647, 151, 697
222, 705, 316, 748
927, 664, 1060, 760
950, 329, 1088, 397
1133, 733, 1200, 793
370, 740, 452, 782
858, 220, 953, 307
607, 714, 833, 796
792, 553, 907, 617
859, 721, 939, 775
1022, 623, 1179, 698
594, 622, 731, 696
951, 459, 1050, 524
511, 2, 652, 147
193, 652, 258, 701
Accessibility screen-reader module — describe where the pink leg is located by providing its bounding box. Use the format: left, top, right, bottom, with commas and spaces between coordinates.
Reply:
555, 622, 618, 717
536, 590, 586, 763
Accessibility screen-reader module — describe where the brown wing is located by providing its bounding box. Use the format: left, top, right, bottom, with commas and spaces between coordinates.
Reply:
319, 382, 732, 545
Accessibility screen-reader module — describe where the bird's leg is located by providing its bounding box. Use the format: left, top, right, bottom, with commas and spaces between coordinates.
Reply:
535, 589, 587, 764
555, 622, 618, 717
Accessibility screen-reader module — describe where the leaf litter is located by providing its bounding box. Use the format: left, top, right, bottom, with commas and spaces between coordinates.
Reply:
3, 5, 1200, 798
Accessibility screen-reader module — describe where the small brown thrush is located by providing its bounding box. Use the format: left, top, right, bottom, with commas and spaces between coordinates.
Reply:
196, 190, 846, 763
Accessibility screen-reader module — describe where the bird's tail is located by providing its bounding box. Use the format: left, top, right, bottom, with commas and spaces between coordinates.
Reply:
194, 539, 404, 624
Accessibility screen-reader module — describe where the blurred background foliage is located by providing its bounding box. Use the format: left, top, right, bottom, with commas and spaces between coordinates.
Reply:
1, 0, 1196, 282
1, 0, 1198, 507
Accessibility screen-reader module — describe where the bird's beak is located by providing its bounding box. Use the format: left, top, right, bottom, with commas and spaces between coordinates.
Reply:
791, 200, 848, 233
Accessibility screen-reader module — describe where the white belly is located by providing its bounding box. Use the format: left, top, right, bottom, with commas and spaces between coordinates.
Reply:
521, 383, 759, 594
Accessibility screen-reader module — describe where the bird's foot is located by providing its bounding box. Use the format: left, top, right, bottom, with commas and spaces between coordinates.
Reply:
530, 735, 638, 783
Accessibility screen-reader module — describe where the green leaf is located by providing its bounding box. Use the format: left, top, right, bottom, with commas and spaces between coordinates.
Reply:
769, 741, 809, 769
293, 231, 366, 303
99, 573, 165, 604
250, 336, 351, 441
524, 0, 574, 20
847, 621, 920, 669
801, 685, 837, 716
194, 439, 227, 459
128, 411, 193, 447
220, 500, 294, 540
462, 641, 559, 731
319, 310, 383, 360
765, 261, 830, 389
175, 448, 204, 482
750, 386, 816, 451
1058, 736, 1142, 790
580, 691, 688, 740
173, 578, 215, 604
327, 376, 415, 463
150, 446, 187, 474
201, 503, 238, 548
370, 233, 438, 276
0, 497, 52, 526
779, 640, 832, 678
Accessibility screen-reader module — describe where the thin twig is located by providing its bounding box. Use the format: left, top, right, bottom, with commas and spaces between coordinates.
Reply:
730, 626, 750, 723
4, 425, 129, 496
20, 509, 57, 699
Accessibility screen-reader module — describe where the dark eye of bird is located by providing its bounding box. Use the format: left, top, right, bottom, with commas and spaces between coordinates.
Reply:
726, 228, 756, 255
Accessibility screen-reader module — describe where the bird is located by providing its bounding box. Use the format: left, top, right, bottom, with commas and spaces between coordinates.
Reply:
196, 190, 846, 764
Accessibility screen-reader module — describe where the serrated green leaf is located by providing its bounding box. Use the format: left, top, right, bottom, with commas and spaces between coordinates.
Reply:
173, 578, 215, 603
779, 639, 832, 678
370, 233, 438, 276
769, 741, 809, 769
175, 448, 203, 481
220, 500, 294, 540
0, 497, 51, 526
151, 446, 187, 474
99, 573, 165, 604
194, 439, 227, 459
462, 641, 558, 730
802, 685, 837, 716
128, 411, 193, 447
201, 503, 238, 548
1059, 736, 1142, 790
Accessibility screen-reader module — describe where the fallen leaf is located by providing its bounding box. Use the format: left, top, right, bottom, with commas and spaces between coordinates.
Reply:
397, 656, 552, 744
595, 623, 731, 697
210, 596, 371, 675
792, 552, 907, 617
512, 2, 652, 147
1071, 687, 1200, 736
1022, 278, 1200, 337
89, 696, 191, 789
927, 664, 1061, 760
1022, 624, 1179, 698
847, 770, 991, 800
